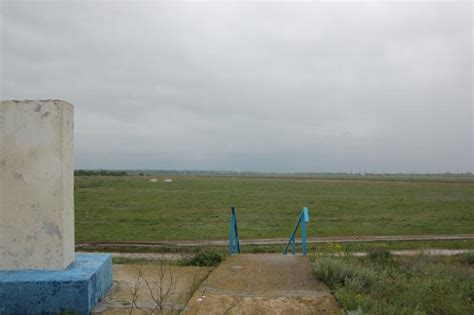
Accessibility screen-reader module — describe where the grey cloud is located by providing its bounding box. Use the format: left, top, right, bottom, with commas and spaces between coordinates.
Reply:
1, 1, 472, 172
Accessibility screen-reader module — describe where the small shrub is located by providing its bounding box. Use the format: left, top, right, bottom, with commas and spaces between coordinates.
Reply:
313, 257, 375, 291
367, 248, 393, 264
314, 254, 474, 314
462, 252, 474, 265
182, 250, 223, 267
333, 287, 371, 313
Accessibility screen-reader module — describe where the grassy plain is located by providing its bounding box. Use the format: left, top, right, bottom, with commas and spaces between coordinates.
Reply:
75, 175, 474, 242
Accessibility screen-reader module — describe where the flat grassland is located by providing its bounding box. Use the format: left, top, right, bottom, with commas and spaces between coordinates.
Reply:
75, 175, 474, 242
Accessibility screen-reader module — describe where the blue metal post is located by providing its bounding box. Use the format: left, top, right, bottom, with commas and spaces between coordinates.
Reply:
229, 207, 240, 255
301, 218, 307, 256
234, 208, 240, 253
228, 212, 234, 255
283, 215, 301, 255
282, 207, 310, 256
291, 235, 296, 255
302, 207, 309, 256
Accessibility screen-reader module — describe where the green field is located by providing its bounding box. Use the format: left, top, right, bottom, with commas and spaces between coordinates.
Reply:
75, 175, 474, 242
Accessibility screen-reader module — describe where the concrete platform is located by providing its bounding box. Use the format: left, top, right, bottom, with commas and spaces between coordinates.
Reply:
0, 253, 112, 315
184, 254, 340, 314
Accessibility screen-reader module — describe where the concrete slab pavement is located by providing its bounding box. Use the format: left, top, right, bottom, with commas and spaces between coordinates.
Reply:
184, 254, 340, 314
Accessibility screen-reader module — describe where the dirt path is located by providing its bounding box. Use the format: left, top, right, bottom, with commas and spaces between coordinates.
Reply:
93, 265, 213, 314
183, 254, 340, 314
82, 249, 472, 263
77, 234, 474, 249
352, 249, 470, 257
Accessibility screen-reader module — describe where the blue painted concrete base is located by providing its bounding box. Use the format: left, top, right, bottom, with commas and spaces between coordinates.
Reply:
0, 253, 112, 315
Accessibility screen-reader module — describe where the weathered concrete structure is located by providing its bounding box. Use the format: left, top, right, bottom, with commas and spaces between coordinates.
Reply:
0, 100, 74, 270
0, 100, 112, 315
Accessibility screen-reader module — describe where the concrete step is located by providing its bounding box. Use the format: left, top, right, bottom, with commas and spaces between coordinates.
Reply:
184, 254, 340, 314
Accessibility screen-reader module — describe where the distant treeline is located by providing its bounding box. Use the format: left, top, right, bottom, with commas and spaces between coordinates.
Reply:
75, 169, 473, 178
74, 170, 127, 176
127, 170, 473, 177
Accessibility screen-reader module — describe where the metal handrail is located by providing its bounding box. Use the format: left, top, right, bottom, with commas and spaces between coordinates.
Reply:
228, 207, 240, 255
282, 207, 310, 256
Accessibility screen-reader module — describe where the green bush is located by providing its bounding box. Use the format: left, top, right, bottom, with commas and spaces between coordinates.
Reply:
313, 254, 474, 314
313, 257, 375, 291
182, 250, 223, 267
462, 252, 474, 265
333, 287, 371, 313
367, 248, 393, 264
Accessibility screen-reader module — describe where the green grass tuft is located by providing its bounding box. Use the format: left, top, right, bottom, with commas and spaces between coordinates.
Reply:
462, 252, 474, 265
181, 249, 224, 267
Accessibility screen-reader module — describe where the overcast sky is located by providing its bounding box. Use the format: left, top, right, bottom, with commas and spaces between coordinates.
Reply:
1, 1, 472, 173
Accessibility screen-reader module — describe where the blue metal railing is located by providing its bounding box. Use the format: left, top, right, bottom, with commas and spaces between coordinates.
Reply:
228, 207, 240, 255
282, 207, 310, 256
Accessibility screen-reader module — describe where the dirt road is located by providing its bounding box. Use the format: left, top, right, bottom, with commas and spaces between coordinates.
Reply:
77, 234, 474, 249
84, 249, 472, 263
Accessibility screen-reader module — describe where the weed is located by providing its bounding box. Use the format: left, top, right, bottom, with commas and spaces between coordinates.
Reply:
462, 251, 474, 265
182, 249, 223, 267
367, 248, 393, 265
313, 254, 474, 314
313, 257, 375, 291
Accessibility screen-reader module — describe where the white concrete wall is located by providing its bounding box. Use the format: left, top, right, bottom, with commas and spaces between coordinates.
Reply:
0, 100, 74, 270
